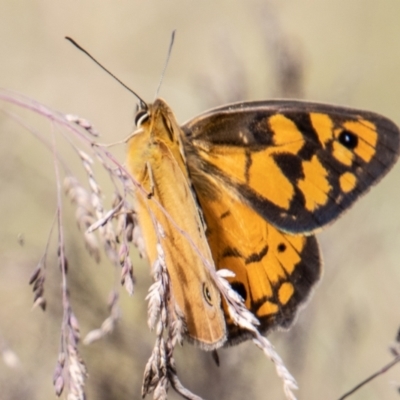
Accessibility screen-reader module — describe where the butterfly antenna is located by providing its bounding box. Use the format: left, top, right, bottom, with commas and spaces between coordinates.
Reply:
65, 36, 147, 110
154, 30, 176, 100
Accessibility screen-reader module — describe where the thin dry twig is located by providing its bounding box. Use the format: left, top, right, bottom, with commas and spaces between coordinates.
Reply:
52, 123, 87, 399
338, 331, 400, 400
337, 355, 400, 400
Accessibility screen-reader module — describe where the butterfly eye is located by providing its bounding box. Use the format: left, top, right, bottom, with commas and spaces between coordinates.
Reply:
203, 283, 213, 306
135, 110, 150, 127
338, 129, 358, 150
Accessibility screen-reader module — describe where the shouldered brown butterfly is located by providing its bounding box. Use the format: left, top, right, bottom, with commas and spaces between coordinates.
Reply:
127, 97, 399, 347
66, 36, 400, 350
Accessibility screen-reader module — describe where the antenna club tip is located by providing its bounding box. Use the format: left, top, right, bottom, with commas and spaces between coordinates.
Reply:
65, 36, 79, 47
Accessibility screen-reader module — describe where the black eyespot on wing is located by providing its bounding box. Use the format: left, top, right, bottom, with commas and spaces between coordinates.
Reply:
277, 243, 286, 253
230, 281, 247, 302
338, 130, 358, 149
203, 283, 213, 306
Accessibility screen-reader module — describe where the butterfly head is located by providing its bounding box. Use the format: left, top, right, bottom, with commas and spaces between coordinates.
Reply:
132, 99, 189, 167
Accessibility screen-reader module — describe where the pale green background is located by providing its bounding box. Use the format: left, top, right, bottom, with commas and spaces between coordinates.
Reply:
0, 1, 400, 400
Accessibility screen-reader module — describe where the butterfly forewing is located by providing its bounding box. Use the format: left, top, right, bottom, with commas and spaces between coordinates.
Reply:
127, 99, 226, 350
183, 100, 400, 233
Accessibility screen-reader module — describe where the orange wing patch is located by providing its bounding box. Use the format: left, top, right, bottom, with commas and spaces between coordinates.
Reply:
193, 176, 321, 343
269, 114, 305, 148
250, 150, 295, 209
339, 171, 357, 193
298, 154, 331, 211
310, 112, 334, 148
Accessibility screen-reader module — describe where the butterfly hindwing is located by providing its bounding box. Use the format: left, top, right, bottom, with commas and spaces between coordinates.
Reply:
183, 100, 400, 233
190, 170, 321, 343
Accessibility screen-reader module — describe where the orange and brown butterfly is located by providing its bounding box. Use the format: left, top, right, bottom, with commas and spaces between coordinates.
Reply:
126, 96, 400, 348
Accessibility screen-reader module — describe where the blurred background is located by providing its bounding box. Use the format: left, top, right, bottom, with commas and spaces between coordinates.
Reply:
1, 1, 400, 399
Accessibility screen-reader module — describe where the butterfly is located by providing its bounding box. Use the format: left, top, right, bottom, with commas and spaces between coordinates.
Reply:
126, 97, 399, 349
